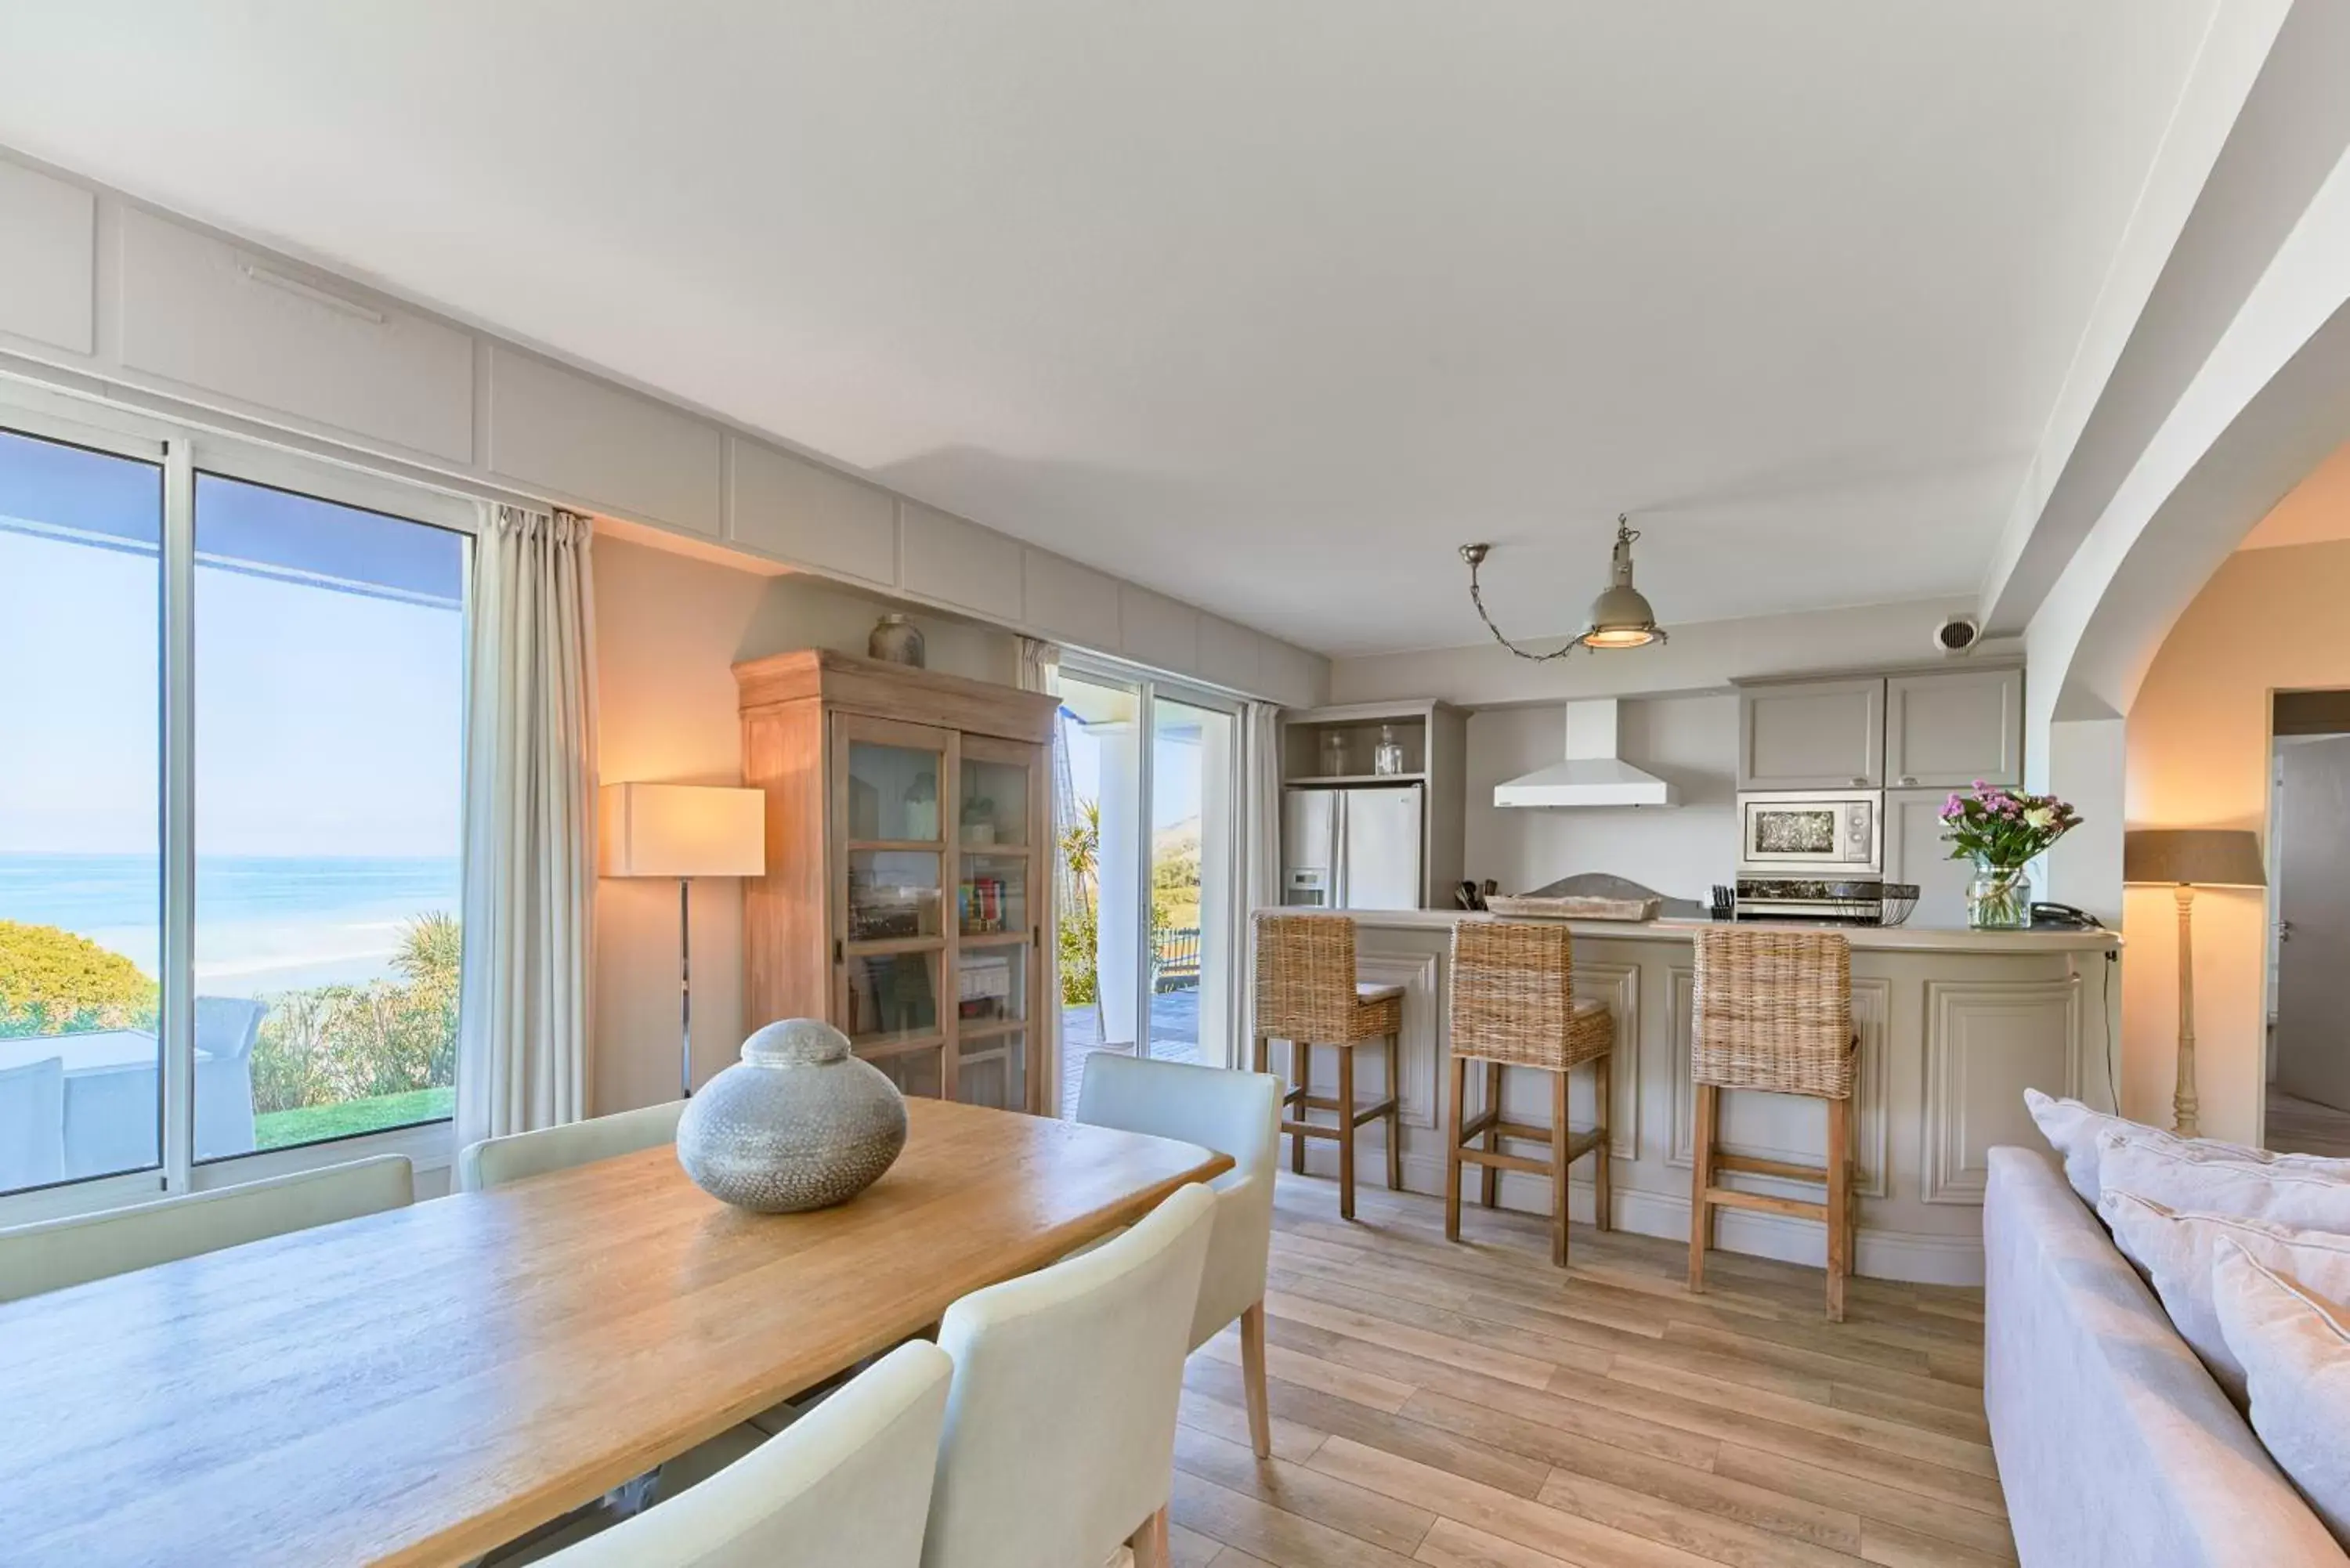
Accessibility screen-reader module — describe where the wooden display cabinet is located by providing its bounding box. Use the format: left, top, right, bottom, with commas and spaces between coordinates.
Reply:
734, 649, 1058, 1112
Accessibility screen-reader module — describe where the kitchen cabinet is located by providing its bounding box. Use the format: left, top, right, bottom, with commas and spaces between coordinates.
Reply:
736, 649, 1058, 1114
1737, 677, 1885, 791
1885, 788, 1973, 927
1886, 667, 2023, 787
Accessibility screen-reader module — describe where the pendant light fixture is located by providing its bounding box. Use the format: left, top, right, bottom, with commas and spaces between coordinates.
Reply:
1460, 515, 1667, 660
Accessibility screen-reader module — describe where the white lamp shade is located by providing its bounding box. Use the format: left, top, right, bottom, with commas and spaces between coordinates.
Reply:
601, 783, 766, 878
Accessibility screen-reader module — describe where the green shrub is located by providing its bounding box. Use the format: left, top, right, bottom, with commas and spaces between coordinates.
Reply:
248, 913, 462, 1114
0, 919, 159, 1038
1059, 899, 1098, 1005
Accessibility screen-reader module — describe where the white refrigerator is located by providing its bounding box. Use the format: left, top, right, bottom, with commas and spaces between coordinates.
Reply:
1281, 783, 1425, 910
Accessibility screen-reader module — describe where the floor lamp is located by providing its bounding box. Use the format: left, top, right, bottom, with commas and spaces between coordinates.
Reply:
602, 782, 768, 1100
2124, 828, 2267, 1138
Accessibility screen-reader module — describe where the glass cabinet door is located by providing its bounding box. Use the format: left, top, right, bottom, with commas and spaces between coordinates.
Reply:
953, 735, 1041, 1111
834, 716, 951, 1075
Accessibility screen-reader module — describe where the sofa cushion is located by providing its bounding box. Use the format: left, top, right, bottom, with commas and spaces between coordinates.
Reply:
2025, 1089, 2345, 1207
1985, 1147, 2349, 1567
2099, 1189, 2350, 1404
2215, 1241, 2350, 1549
2099, 1134, 2350, 1232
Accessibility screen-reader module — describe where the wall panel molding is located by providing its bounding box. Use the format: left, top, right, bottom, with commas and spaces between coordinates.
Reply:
1923, 977, 2081, 1205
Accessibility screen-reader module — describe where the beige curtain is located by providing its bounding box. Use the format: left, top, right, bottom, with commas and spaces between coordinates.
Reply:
1016, 637, 1064, 1109
456, 504, 598, 1148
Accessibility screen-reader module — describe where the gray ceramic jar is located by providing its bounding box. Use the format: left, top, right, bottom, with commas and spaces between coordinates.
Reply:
867, 613, 927, 668
677, 1019, 909, 1212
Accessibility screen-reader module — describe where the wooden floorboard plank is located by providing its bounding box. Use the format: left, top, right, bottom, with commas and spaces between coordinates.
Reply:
1172, 1469, 1423, 1568
1177, 1425, 1439, 1557
1201, 1328, 1419, 1413
1269, 1270, 1630, 1371
1856, 1519, 2017, 1568
1311, 1434, 1765, 1568
1266, 1285, 1574, 1387
1412, 1518, 1582, 1567
1180, 1382, 1330, 1464
1593, 1360, 1998, 1479
1712, 1445, 2016, 1561
1659, 1321, 1987, 1418
1185, 1357, 1556, 1501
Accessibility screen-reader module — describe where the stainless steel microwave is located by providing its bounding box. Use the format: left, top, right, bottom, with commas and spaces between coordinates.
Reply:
1736, 789, 1882, 877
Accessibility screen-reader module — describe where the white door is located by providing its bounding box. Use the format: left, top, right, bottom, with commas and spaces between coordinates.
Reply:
2274, 737, 2350, 1111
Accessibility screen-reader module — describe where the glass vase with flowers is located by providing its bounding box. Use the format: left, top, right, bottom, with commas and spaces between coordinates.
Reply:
1939, 783, 2082, 930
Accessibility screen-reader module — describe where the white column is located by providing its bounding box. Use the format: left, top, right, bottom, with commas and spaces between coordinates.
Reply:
1095, 722, 1142, 1048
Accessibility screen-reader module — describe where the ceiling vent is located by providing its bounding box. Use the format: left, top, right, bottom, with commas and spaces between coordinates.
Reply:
1935, 615, 1981, 655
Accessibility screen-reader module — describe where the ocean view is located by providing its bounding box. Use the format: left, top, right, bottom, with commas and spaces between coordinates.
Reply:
0, 851, 461, 997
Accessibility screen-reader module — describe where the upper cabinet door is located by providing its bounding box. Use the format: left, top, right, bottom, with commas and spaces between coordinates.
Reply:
1885, 668, 2023, 788
1884, 787, 1973, 927
1738, 678, 1885, 791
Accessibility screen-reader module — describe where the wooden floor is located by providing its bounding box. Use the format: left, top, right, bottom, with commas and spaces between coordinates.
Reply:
1168, 1172, 2010, 1568
2266, 1084, 2350, 1159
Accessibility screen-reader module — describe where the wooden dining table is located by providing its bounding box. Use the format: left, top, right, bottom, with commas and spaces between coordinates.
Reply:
0, 1097, 1231, 1567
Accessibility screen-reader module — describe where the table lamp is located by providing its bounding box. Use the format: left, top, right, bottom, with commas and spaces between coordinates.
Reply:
602, 783, 767, 1100
2124, 828, 2266, 1137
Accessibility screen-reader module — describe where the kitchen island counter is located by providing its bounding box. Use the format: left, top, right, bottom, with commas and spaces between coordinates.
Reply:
1251, 906, 2117, 1284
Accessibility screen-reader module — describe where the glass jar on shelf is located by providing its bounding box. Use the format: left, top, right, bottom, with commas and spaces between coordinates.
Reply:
1321, 730, 1349, 777
1372, 724, 1405, 776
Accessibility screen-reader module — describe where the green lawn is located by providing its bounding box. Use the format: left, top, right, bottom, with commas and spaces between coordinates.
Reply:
255, 1086, 454, 1150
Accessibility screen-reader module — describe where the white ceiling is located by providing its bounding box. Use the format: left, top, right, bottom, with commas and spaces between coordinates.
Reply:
0, 2, 2221, 657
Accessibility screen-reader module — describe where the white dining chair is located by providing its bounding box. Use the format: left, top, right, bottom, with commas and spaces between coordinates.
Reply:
529, 1340, 953, 1568
0, 1153, 414, 1302
458, 1099, 689, 1191
1076, 1052, 1283, 1457
922, 1182, 1216, 1568
0, 1055, 66, 1196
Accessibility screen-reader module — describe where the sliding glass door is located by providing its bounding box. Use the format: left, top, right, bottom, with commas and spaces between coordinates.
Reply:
0, 396, 474, 1218
1054, 661, 1240, 1113
0, 425, 165, 1198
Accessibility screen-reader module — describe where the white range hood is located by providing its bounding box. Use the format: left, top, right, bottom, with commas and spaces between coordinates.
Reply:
1494, 699, 1677, 809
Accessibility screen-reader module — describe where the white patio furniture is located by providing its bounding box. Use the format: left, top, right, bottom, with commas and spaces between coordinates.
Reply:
193, 996, 265, 1162
0, 1001, 263, 1181
0, 1056, 66, 1194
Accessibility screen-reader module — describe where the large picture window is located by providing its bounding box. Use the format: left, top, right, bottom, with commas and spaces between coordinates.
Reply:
0, 403, 472, 1209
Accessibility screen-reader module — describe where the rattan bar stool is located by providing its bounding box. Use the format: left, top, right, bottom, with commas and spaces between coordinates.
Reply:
1249, 913, 1403, 1221
1443, 921, 1612, 1268
1687, 927, 1861, 1322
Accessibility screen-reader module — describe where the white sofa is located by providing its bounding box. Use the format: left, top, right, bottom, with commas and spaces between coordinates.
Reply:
1984, 1144, 2349, 1567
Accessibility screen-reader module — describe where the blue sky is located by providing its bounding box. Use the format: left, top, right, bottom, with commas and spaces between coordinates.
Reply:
0, 433, 464, 859
1063, 708, 1211, 832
